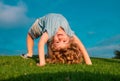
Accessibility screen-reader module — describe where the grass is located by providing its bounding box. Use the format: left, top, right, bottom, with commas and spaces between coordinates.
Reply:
0, 56, 120, 81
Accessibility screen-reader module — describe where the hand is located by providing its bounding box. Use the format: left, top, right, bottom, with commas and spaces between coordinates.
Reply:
87, 63, 92, 65
36, 63, 46, 67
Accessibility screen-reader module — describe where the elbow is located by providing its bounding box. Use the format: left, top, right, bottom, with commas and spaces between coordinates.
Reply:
38, 40, 46, 47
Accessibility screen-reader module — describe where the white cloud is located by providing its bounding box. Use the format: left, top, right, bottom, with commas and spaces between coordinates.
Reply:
87, 44, 120, 58
87, 34, 120, 58
87, 31, 96, 35
0, 1, 30, 27
88, 45, 120, 51
96, 34, 120, 46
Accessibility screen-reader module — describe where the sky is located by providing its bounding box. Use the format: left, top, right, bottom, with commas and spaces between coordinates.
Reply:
0, 0, 120, 58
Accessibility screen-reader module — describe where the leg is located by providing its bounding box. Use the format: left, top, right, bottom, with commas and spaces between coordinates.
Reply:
26, 33, 34, 57
22, 19, 41, 58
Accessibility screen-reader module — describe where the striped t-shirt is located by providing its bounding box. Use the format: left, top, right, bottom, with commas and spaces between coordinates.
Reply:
29, 13, 74, 40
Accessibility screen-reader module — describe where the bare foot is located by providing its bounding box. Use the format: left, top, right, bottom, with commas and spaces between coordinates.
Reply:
36, 63, 46, 67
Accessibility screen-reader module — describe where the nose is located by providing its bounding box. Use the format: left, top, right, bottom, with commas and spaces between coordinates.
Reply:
58, 37, 64, 42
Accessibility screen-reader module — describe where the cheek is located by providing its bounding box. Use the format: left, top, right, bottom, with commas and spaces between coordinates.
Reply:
54, 35, 59, 42
64, 35, 69, 40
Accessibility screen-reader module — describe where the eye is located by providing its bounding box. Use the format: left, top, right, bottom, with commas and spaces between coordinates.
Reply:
63, 40, 66, 42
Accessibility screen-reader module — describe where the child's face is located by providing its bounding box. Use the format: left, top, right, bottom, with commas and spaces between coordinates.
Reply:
53, 27, 70, 50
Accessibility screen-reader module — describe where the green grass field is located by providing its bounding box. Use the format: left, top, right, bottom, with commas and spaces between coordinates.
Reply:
0, 56, 120, 81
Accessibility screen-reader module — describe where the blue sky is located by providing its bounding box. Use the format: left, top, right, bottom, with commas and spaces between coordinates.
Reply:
0, 0, 120, 58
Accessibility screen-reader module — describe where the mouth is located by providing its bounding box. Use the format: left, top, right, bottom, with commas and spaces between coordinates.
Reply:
56, 32, 65, 36
57, 34, 63, 36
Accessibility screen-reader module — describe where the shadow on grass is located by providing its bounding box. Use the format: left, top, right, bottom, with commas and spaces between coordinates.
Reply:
102, 58, 120, 63
2, 71, 120, 81
92, 57, 120, 63
31, 55, 39, 63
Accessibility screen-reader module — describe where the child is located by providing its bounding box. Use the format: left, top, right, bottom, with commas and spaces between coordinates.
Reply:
21, 13, 92, 66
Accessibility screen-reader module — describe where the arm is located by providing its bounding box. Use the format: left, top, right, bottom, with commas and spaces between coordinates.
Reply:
73, 35, 92, 65
37, 32, 48, 66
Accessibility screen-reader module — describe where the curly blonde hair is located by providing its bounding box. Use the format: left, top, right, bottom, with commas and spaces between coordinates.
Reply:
45, 37, 83, 64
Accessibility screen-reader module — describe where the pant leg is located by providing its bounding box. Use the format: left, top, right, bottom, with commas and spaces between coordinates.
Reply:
28, 19, 42, 39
